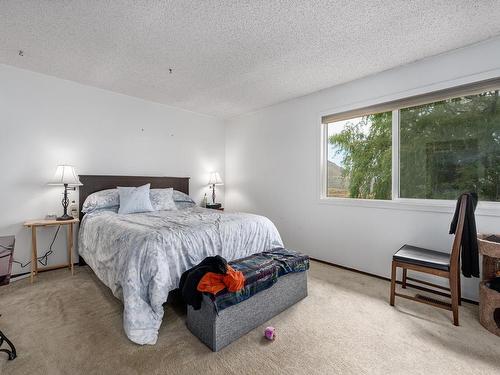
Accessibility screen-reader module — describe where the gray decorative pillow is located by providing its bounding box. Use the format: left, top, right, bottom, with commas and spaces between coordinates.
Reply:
173, 190, 196, 203
82, 189, 119, 213
172, 190, 196, 209
150, 188, 177, 211
118, 184, 154, 214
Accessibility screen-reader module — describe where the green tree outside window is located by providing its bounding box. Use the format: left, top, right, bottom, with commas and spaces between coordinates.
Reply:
327, 90, 500, 202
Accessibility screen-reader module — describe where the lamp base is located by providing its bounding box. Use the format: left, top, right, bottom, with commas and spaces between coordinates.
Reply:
56, 214, 74, 221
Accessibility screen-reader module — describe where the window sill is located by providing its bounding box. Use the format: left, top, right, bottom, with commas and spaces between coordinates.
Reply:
318, 197, 500, 217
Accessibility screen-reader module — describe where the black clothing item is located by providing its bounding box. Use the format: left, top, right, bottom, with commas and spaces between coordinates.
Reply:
178, 256, 227, 310
449, 192, 479, 278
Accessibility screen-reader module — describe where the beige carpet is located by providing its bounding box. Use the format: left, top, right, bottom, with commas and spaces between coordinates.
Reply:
1, 261, 499, 374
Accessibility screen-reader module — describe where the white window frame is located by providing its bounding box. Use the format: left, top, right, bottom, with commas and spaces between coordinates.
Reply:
318, 76, 500, 217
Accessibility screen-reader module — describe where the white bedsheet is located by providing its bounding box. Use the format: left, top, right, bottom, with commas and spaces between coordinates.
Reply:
78, 206, 283, 345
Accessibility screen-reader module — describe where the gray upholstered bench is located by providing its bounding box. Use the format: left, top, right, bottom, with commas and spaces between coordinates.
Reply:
186, 248, 309, 351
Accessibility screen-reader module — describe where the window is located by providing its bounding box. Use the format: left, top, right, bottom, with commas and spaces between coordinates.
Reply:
400, 92, 500, 201
326, 111, 392, 199
322, 79, 500, 203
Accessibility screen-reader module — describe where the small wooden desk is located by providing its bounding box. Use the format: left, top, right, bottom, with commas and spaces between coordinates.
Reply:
23, 218, 78, 283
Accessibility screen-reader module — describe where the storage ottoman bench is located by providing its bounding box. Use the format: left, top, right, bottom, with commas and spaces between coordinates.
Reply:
186, 248, 309, 351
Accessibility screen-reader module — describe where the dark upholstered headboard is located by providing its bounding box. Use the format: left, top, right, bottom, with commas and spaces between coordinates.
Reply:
78, 175, 190, 220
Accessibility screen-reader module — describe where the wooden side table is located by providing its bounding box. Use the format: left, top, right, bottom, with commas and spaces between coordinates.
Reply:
23, 218, 78, 283
206, 206, 224, 211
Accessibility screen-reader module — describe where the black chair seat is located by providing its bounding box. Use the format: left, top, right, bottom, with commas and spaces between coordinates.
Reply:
393, 244, 450, 271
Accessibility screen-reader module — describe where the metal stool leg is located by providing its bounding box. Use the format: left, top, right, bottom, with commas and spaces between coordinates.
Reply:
0, 330, 17, 360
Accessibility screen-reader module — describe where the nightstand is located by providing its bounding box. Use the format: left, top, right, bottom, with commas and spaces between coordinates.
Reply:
207, 207, 224, 211
23, 218, 78, 283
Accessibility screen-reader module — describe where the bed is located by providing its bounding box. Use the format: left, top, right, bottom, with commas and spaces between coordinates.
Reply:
77, 175, 283, 345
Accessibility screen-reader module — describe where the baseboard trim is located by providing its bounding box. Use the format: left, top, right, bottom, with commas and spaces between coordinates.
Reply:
11, 262, 80, 280
11, 271, 31, 279
310, 257, 479, 305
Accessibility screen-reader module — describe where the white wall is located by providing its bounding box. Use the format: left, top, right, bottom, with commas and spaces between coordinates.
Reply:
0, 64, 225, 276
225, 36, 500, 301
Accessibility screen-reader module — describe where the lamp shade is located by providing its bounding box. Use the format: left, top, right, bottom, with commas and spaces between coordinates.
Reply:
48, 165, 82, 186
208, 172, 223, 185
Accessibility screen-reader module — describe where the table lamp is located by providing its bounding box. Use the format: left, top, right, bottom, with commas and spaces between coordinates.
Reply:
48, 165, 82, 221
207, 172, 223, 208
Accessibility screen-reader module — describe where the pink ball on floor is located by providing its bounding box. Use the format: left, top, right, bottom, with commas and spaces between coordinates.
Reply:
264, 326, 276, 341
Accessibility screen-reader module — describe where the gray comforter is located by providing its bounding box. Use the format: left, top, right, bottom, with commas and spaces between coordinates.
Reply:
78, 207, 283, 345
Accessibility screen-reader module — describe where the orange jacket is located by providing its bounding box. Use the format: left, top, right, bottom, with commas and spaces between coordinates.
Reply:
197, 265, 245, 295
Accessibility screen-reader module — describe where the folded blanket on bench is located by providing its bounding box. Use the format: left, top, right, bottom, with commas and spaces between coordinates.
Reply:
210, 248, 309, 311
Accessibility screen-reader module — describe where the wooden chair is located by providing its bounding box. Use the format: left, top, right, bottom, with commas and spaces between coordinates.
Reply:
390, 195, 467, 326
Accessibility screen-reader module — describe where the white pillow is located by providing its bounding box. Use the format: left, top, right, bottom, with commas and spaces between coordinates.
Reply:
150, 188, 177, 211
118, 184, 154, 214
83, 187, 191, 214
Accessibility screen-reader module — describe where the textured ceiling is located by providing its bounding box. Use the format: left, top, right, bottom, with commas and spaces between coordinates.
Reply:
1, 1, 500, 118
